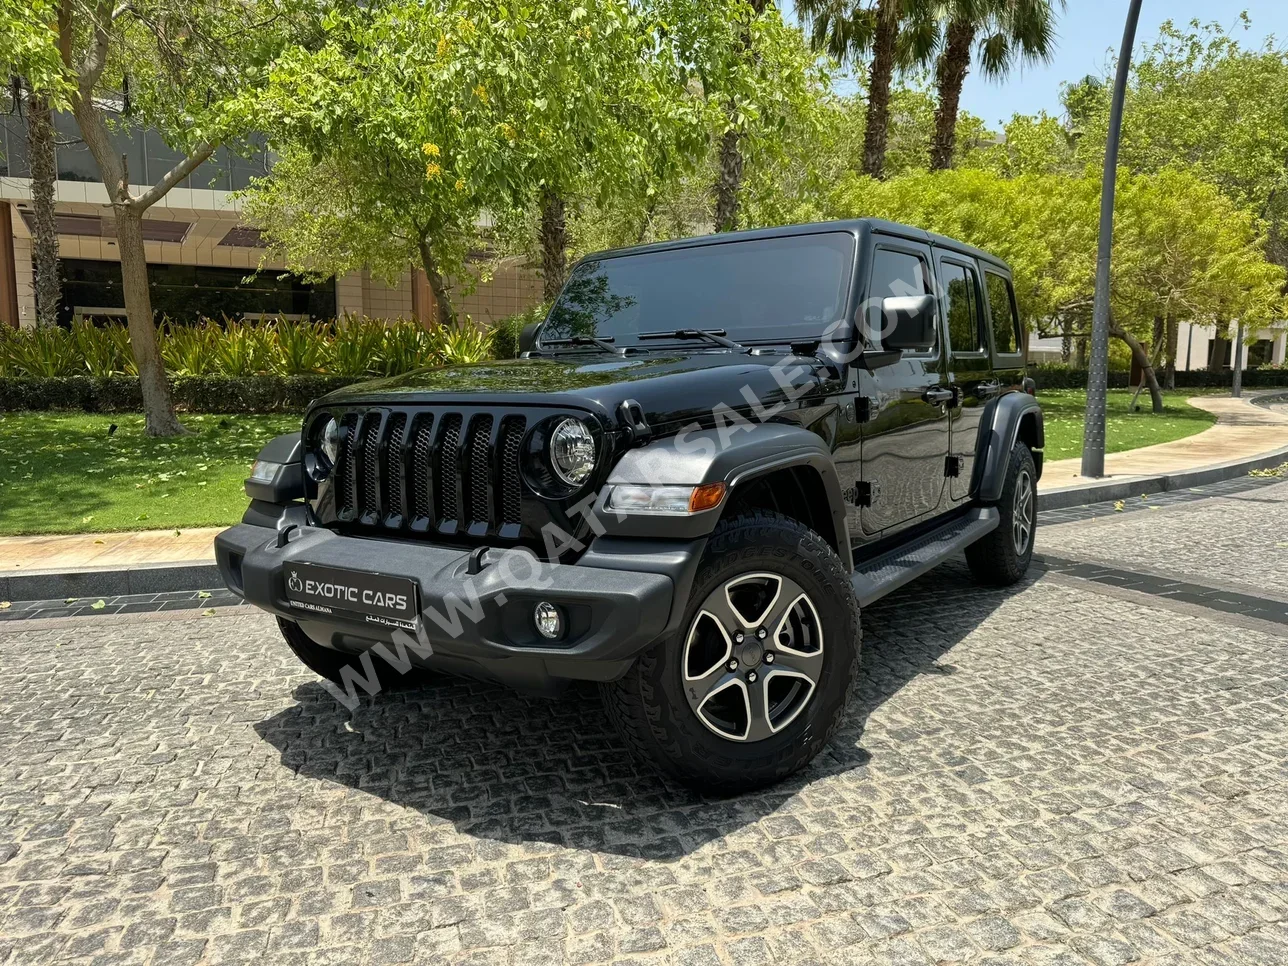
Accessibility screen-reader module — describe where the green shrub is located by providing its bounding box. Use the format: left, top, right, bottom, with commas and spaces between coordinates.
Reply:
0, 313, 514, 382
0, 375, 357, 413
1029, 363, 1288, 390
491, 304, 547, 359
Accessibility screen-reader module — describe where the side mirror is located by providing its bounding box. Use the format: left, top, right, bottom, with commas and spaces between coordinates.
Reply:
879, 294, 938, 352
518, 322, 541, 354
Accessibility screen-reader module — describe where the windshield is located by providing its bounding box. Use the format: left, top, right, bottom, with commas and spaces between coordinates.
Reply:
541, 232, 855, 347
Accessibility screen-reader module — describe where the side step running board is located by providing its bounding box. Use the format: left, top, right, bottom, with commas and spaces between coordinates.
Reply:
850, 507, 1000, 608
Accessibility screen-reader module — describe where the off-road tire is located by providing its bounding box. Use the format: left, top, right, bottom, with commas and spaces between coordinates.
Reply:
277, 618, 364, 685
965, 441, 1037, 586
277, 618, 425, 692
601, 511, 861, 793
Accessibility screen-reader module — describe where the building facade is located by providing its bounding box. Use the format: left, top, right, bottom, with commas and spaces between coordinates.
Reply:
0, 111, 542, 329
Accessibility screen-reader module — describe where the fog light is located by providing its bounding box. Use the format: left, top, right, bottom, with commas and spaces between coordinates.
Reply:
533, 601, 564, 640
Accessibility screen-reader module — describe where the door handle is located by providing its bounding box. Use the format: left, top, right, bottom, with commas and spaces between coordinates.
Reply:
922, 387, 955, 405
977, 381, 1003, 398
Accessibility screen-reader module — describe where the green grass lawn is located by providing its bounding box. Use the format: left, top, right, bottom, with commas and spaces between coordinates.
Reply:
0, 412, 299, 536
1040, 389, 1218, 462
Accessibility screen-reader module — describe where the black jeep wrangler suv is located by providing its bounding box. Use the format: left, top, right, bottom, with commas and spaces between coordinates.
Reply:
217, 219, 1042, 791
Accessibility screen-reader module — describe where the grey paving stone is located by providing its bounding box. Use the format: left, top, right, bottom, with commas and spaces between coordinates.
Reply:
3, 485, 1288, 964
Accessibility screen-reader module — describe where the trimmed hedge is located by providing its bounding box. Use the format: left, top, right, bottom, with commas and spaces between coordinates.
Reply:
0, 375, 360, 414
1029, 364, 1288, 390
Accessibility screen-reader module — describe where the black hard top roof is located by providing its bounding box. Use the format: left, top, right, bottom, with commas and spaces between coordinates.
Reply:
579, 218, 1011, 274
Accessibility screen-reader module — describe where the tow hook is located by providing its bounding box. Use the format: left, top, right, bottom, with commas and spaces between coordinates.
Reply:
466, 546, 491, 575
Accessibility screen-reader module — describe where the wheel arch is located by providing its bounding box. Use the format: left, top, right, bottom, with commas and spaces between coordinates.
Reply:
593, 422, 852, 571
974, 391, 1044, 504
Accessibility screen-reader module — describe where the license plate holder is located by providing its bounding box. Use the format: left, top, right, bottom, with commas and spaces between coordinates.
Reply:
284, 562, 420, 631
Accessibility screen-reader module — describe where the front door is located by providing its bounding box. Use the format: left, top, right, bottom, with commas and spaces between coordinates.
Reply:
857, 244, 951, 537
936, 254, 995, 502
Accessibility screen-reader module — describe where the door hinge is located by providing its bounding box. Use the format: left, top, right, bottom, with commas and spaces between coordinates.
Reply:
856, 397, 873, 422
944, 455, 963, 478
852, 481, 874, 507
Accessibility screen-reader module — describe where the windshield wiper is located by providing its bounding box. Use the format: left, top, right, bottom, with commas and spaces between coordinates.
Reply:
541, 335, 626, 356
637, 328, 747, 352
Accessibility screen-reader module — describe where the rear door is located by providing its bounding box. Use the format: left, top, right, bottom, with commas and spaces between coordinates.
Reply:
935, 252, 995, 502
857, 241, 951, 536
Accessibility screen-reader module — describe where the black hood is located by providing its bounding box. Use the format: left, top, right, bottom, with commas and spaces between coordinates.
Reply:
316, 349, 836, 434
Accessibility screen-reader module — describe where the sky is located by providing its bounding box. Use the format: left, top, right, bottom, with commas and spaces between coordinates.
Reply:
958, 1, 1288, 127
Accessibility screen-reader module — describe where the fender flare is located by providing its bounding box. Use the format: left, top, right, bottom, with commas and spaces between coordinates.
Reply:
974, 393, 1044, 504
592, 422, 852, 570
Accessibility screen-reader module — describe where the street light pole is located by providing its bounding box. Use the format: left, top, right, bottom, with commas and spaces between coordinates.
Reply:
1081, 0, 1144, 478
1232, 320, 1245, 398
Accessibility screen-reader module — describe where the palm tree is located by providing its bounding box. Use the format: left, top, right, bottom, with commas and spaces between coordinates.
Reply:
797, 0, 937, 179
928, 0, 1063, 170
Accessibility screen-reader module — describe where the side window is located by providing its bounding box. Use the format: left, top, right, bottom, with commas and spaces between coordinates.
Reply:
869, 248, 934, 352
985, 271, 1022, 355
942, 262, 984, 354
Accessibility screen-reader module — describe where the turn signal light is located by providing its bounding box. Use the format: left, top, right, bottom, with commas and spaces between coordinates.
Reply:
688, 482, 727, 513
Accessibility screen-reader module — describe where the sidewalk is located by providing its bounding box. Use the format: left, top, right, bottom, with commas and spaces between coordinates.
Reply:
1038, 393, 1288, 494
0, 526, 220, 573
3, 393, 1286, 589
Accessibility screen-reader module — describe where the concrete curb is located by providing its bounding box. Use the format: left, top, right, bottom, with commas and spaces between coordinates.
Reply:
0, 561, 221, 603
1038, 389, 1288, 511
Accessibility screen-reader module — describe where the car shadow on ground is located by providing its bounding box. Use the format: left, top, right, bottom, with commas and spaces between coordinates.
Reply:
253, 559, 1033, 860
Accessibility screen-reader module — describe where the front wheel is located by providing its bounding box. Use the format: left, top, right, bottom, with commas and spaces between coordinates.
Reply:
965, 441, 1037, 586
601, 511, 861, 793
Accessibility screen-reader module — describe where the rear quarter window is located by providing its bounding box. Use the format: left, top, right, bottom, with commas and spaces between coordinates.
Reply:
984, 271, 1022, 356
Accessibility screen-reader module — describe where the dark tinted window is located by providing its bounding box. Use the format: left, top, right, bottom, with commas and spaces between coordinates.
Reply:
543, 233, 854, 345
868, 248, 933, 351
943, 262, 984, 354
58, 259, 336, 325
985, 271, 1021, 354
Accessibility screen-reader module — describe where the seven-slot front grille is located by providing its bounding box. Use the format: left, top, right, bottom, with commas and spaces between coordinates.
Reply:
328, 408, 528, 537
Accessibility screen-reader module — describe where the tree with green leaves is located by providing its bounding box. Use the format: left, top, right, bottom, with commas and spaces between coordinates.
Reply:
831, 166, 1286, 410
52, 0, 307, 435
645, 0, 824, 232
926, 0, 1063, 170
249, 0, 684, 315
1, 0, 70, 329
797, 0, 938, 178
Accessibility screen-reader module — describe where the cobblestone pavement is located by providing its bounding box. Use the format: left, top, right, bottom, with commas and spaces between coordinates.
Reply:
2, 486, 1287, 965
1038, 477, 1288, 596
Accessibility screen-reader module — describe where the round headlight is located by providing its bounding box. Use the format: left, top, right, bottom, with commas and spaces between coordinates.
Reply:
549, 417, 596, 487
321, 417, 342, 465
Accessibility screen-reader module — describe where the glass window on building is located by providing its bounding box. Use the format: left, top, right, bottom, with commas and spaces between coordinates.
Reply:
57, 258, 336, 325
54, 112, 100, 181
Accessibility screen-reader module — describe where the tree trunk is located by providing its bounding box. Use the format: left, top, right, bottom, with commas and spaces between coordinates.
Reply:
1075, 336, 1087, 368
27, 89, 61, 329
1209, 330, 1228, 373
539, 188, 568, 301
1061, 318, 1072, 363
1110, 321, 1163, 413
930, 19, 975, 171
711, 0, 767, 230
114, 207, 185, 435
416, 238, 456, 327
1164, 314, 1178, 390
713, 123, 744, 233
861, 0, 899, 179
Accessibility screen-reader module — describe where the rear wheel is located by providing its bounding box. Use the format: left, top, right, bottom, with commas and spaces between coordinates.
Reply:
602, 511, 860, 793
965, 441, 1037, 586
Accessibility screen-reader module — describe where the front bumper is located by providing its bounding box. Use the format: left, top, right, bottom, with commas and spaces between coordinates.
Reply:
215, 519, 697, 691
